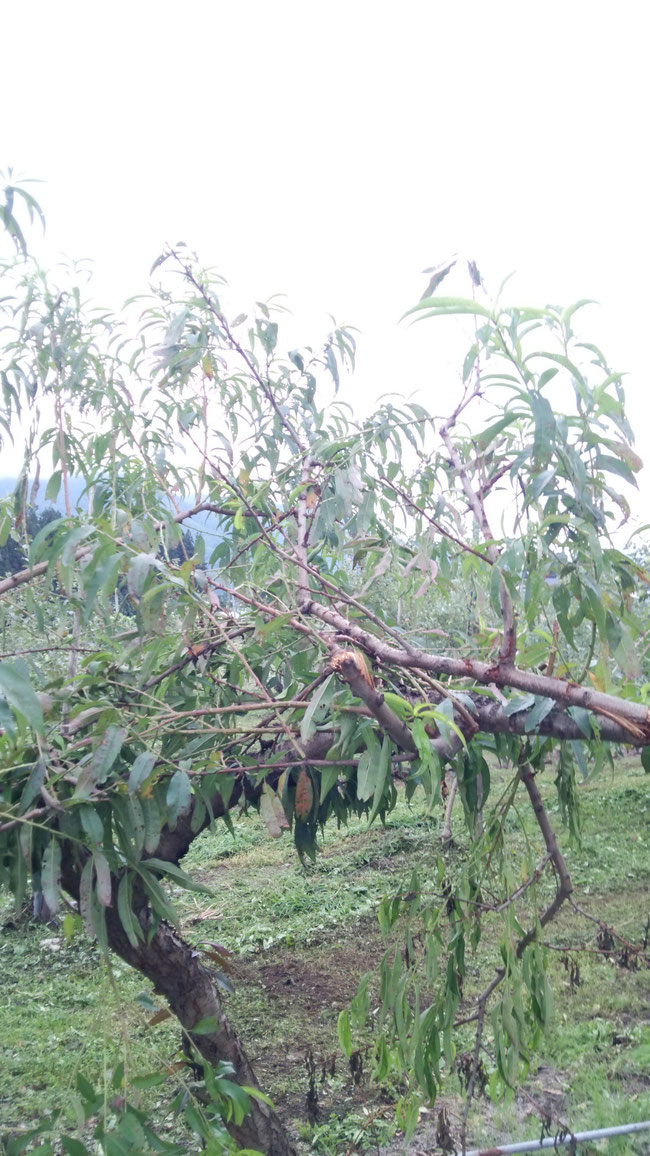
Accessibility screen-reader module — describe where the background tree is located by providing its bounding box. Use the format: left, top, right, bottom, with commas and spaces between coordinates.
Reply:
1, 188, 649, 1155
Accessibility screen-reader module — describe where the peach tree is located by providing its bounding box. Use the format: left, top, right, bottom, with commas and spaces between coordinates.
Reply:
1, 186, 648, 1154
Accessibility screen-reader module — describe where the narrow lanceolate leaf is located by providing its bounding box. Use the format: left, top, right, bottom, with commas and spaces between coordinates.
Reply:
300, 673, 333, 742
259, 783, 289, 838
142, 858, 215, 894
117, 872, 143, 948
294, 769, 314, 819
19, 759, 45, 813
166, 769, 192, 829
356, 748, 377, 802
79, 857, 95, 939
369, 737, 392, 825
94, 851, 112, 907
128, 750, 157, 795
74, 726, 126, 798
137, 866, 179, 926
337, 1009, 352, 1057
41, 838, 62, 915
402, 296, 493, 322
0, 662, 44, 733
141, 794, 163, 854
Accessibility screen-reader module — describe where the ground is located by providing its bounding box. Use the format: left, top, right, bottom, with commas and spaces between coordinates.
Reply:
1, 757, 649, 1154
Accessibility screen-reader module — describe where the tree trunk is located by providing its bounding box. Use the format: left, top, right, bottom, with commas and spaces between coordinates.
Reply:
105, 907, 296, 1156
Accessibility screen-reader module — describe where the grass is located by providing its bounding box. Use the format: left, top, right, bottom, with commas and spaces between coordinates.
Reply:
0, 756, 649, 1154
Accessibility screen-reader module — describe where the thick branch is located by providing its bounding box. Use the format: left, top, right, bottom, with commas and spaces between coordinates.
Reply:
329, 648, 465, 761
301, 598, 650, 739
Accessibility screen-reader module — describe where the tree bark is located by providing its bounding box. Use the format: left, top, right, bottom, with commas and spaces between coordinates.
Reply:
59, 849, 295, 1156
104, 906, 296, 1156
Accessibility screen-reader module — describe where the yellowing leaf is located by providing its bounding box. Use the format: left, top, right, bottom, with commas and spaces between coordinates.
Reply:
259, 783, 289, 838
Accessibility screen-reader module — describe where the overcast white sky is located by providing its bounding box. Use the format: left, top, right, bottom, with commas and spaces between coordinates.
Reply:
2, 1, 648, 522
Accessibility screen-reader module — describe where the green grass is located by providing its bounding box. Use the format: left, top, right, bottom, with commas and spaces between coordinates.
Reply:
1, 756, 649, 1153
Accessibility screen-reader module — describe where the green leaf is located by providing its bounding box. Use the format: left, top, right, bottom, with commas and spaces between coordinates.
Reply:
128, 751, 157, 795
45, 471, 62, 503
403, 296, 493, 322
94, 851, 112, 906
593, 453, 637, 487
529, 391, 555, 461
319, 763, 340, 803
641, 747, 650, 774
476, 412, 519, 450
337, 1009, 352, 1057
523, 697, 555, 733
117, 872, 143, 948
356, 747, 377, 802
137, 866, 179, 927
504, 693, 536, 716
166, 769, 192, 828
127, 552, 158, 599
0, 662, 44, 733
79, 858, 95, 938
142, 857, 215, 895
299, 673, 333, 742
61, 1136, 90, 1155
19, 759, 45, 813
41, 838, 61, 915
368, 736, 391, 825
79, 805, 104, 846
191, 1016, 218, 1035
74, 726, 125, 798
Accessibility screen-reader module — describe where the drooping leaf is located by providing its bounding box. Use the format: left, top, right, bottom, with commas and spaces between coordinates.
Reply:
41, 838, 61, 916
166, 769, 192, 829
0, 662, 44, 733
117, 872, 143, 948
128, 751, 157, 795
94, 851, 112, 907
74, 726, 126, 799
259, 783, 289, 838
299, 673, 333, 742
294, 769, 314, 819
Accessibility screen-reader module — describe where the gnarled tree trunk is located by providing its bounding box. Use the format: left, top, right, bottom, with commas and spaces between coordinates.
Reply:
104, 907, 296, 1156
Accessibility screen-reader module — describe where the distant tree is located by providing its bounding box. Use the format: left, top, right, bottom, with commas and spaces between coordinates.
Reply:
1, 191, 649, 1155
0, 504, 60, 577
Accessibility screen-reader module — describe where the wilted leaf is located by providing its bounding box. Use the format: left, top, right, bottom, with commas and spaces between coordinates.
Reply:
294, 769, 314, 819
147, 1007, 173, 1028
259, 783, 289, 838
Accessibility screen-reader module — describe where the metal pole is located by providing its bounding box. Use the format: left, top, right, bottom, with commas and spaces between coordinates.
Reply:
465, 1118, 650, 1155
